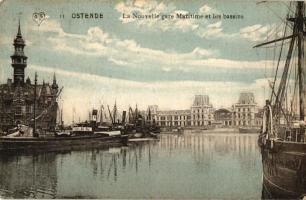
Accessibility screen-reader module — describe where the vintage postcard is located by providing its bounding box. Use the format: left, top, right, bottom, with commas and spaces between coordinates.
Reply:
0, 0, 304, 199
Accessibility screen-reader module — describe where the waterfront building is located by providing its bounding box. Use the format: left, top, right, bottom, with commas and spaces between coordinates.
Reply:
156, 110, 191, 127
0, 22, 59, 132
232, 92, 258, 126
148, 94, 214, 128
147, 93, 263, 129
190, 95, 214, 126
213, 108, 232, 127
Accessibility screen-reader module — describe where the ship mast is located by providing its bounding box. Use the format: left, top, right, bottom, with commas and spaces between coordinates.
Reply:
33, 72, 38, 137
296, 2, 305, 120
254, 2, 305, 121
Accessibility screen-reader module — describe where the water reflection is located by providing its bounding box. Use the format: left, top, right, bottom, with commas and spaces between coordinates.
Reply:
0, 153, 58, 198
159, 133, 259, 173
0, 133, 262, 199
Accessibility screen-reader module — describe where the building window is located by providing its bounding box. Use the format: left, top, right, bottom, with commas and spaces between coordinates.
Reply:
15, 106, 21, 115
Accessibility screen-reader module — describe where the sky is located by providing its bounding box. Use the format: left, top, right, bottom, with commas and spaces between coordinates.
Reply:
0, 0, 293, 123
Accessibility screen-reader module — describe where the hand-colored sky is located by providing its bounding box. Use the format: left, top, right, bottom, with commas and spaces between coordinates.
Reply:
0, 0, 291, 123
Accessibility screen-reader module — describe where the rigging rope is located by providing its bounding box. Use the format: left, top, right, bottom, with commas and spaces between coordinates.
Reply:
270, 20, 288, 102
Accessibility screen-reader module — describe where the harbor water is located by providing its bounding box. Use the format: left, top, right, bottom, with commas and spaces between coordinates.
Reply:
0, 132, 262, 199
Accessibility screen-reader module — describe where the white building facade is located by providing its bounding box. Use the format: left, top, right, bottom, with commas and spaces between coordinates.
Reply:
156, 110, 191, 127
147, 94, 214, 128
232, 92, 258, 126
190, 95, 214, 126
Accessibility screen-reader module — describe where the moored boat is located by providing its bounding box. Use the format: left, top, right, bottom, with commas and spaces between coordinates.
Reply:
0, 100, 128, 152
238, 126, 260, 133
123, 105, 161, 140
0, 134, 127, 152
71, 122, 93, 136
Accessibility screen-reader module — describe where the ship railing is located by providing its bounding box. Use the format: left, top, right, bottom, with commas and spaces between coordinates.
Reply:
282, 127, 306, 143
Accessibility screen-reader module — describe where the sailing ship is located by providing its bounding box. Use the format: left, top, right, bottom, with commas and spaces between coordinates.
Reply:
257, 2, 306, 198
124, 105, 160, 140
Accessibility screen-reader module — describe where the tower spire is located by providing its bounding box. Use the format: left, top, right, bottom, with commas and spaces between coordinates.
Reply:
52, 72, 58, 90
17, 17, 22, 37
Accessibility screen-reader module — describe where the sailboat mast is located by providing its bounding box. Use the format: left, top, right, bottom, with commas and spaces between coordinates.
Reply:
297, 2, 305, 120
33, 72, 37, 137
113, 101, 117, 124
107, 105, 114, 124
100, 105, 103, 123
60, 108, 63, 126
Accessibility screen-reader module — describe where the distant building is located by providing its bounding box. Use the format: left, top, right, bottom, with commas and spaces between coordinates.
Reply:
149, 94, 214, 128
146, 105, 158, 122
190, 95, 214, 126
147, 93, 263, 129
232, 92, 258, 126
0, 22, 59, 132
214, 108, 232, 127
156, 110, 191, 127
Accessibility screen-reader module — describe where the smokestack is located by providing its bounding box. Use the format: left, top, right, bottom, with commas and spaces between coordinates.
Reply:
92, 109, 98, 122
122, 111, 126, 124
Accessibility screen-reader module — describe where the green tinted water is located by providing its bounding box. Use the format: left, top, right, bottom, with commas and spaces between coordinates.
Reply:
0, 133, 262, 199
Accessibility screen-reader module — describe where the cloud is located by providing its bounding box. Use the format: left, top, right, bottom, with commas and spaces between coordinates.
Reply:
35, 19, 279, 72
115, 1, 236, 39
35, 19, 64, 34
114, 0, 285, 43
240, 23, 284, 42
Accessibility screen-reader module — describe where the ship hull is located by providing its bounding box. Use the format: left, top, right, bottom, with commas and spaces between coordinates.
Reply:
0, 134, 128, 152
260, 140, 306, 199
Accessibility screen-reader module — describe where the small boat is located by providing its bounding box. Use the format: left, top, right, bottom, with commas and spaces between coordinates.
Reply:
133, 132, 143, 138
149, 132, 159, 139
94, 129, 121, 136
128, 137, 159, 142
238, 126, 260, 133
